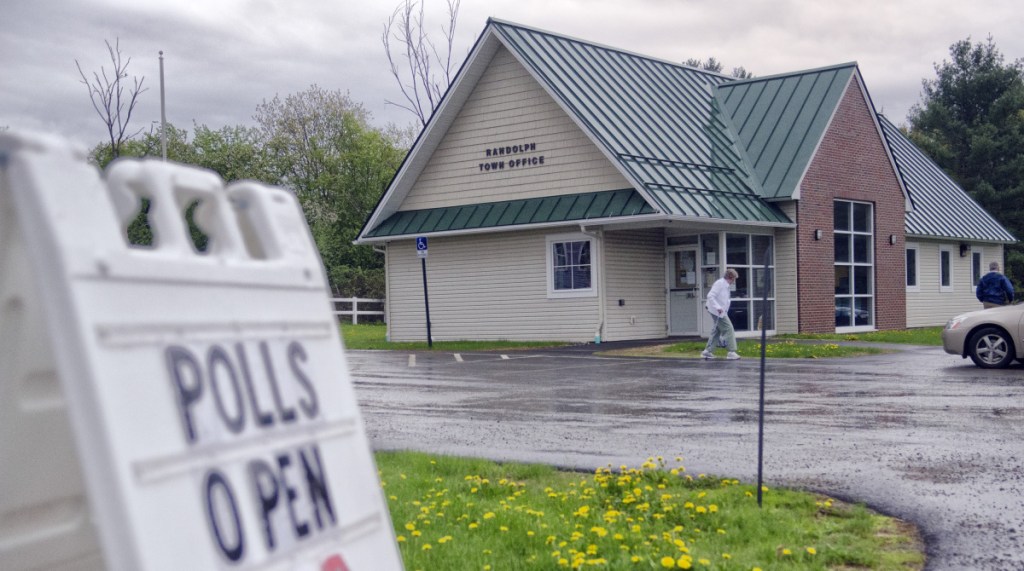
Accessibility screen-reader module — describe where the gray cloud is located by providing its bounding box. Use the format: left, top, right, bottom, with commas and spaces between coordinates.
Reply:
2, 0, 1020, 149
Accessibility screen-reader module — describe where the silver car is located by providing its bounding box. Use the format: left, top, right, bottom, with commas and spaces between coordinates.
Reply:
942, 303, 1024, 368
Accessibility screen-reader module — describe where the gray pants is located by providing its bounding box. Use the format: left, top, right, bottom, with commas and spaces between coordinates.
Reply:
704, 312, 737, 353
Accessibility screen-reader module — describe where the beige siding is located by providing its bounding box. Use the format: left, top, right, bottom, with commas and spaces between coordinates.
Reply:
400, 47, 632, 211
906, 240, 1002, 327
603, 229, 667, 341
775, 202, 799, 333
385, 230, 601, 342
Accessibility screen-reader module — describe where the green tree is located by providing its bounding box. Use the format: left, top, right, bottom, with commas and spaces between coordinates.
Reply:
191, 124, 276, 184
907, 37, 1024, 293
254, 85, 405, 296
684, 57, 754, 79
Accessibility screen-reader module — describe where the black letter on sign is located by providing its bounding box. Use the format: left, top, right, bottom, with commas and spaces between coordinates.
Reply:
277, 453, 310, 539
235, 343, 275, 427
288, 341, 319, 419
249, 458, 280, 551
207, 346, 246, 434
260, 341, 297, 423
300, 445, 336, 529
165, 346, 203, 444
204, 470, 244, 563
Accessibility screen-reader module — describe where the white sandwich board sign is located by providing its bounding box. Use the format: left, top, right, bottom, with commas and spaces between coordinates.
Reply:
0, 132, 403, 571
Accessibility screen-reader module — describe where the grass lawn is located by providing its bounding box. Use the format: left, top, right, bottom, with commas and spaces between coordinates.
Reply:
378, 451, 924, 570
340, 322, 567, 351
778, 327, 943, 346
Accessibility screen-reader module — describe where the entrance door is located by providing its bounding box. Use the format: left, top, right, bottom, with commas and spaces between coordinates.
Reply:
667, 247, 700, 335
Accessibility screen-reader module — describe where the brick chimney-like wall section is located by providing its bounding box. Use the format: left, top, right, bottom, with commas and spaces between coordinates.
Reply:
797, 78, 906, 332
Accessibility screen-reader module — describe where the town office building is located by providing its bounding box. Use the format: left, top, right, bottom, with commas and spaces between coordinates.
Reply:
357, 19, 1015, 343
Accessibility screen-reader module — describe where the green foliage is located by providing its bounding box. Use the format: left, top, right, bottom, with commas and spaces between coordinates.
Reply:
660, 339, 888, 359
377, 451, 923, 570
330, 266, 385, 299
86, 86, 408, 294
907, 37, 1024, 292
778, 326, 943, 345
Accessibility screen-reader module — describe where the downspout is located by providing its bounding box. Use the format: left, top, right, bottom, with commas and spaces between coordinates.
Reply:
580, 224, 606, 344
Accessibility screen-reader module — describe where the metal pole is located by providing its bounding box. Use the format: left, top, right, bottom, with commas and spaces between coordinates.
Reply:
159, 50, 167, 161
757, 246, 772, 507
421, 257, 432, 348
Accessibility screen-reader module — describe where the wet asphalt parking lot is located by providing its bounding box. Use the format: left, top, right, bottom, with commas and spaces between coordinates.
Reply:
347, 342, 1023, 570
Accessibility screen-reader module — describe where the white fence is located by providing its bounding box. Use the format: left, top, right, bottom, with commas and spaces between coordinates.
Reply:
331, 297, 385, 324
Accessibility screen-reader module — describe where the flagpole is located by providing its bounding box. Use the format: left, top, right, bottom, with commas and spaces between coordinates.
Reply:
159, 50, 167, 161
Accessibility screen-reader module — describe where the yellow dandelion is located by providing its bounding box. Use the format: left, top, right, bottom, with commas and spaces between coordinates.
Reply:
483, 512, 496, 519
396, 535, 406, 542
421, 544, 431, 551
806, 547, 817, 555
661, 555, 677, 568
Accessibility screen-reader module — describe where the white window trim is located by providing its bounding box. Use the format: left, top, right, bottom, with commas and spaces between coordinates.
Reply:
545, 233, 598, 298
905, 242, 920, 292
939, 245, 954, 292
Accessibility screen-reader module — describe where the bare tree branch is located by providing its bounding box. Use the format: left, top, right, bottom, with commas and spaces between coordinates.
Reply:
381, 0, 460, 127
76, 38, 148, 158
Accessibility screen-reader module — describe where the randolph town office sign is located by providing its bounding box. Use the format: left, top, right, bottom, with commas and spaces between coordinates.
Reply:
478, 140, 545, 172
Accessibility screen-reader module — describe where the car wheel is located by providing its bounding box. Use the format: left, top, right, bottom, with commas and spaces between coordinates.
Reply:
967, 327, 1015, 368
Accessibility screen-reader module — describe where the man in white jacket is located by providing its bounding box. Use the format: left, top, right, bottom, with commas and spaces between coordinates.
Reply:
702, 268, 740, 360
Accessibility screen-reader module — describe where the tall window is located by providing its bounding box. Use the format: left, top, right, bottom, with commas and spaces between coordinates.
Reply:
972, 250, 983, 287
546, 234, 595, 297
723, 233, 775, 331
834, 200, 873, 328
906, 243, 919, 291
939, 245, 953, 291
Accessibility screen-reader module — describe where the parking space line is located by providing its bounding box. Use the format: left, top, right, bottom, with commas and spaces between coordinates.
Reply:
408, 354, 416, 367
454, 353, 464, 362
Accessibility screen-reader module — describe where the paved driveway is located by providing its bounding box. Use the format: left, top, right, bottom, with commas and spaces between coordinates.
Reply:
347, 343, 1023, 571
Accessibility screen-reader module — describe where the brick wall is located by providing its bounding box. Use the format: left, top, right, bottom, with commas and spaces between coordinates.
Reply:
797, 77, 906, 332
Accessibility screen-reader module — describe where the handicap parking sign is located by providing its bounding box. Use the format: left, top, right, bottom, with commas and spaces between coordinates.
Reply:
416, 236, 428, 258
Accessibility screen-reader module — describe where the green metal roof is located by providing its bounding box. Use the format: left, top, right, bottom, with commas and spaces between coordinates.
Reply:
878, 115, 1016, 242
490, 20, 791, 225
363, 189, 655, 239
716, 65, 855, 199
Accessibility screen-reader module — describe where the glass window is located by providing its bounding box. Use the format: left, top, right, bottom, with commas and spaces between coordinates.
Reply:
732, 267, 750, 298
700, 233, 719, 266
726, 234, 749, 265
940, 247, 952, 289
853, 235, 871, 263
752, 267, 774, 298
729, 301, 751, 332
703, 233, 775, 331
854, 266, 872, 295
834, 200, 874, 330
906, 246, 918, 288
752, 235, 772, 265
852, 203, 871, 232
834, 235, 850, 263
834, 201, 850, 231
835, 266, 850, 295
547, 235, 596, 297
835, 297, 852, 327
972, 251, 982, 286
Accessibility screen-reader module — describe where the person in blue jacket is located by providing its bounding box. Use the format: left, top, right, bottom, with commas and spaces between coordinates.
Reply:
976, 261, 1014, 308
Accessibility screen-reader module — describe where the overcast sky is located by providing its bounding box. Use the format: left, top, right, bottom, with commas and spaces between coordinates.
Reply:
2, 0, 1021, 149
